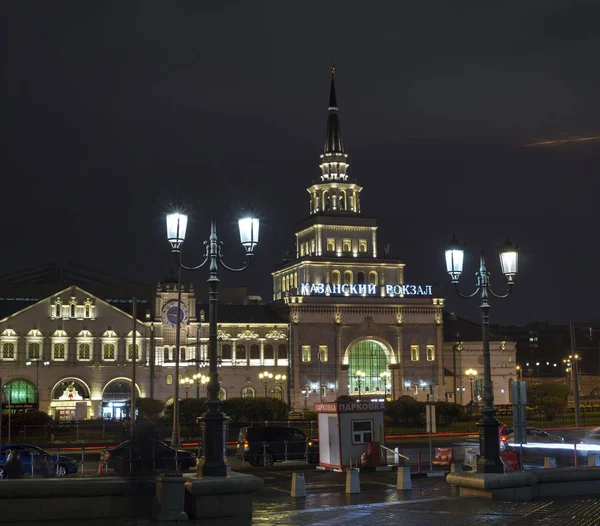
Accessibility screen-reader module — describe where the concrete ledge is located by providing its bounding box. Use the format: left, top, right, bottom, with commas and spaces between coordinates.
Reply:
446, 471, 536, 490
448, 466, 600, 501
184, 472, 264, 519
0, 478, 156, 523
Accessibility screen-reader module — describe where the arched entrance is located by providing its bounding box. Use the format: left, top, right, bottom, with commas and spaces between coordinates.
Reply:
3, 379, 37, 411
102, 378, 140, 420
51, 378, 91, 421
346, 339, 391, 399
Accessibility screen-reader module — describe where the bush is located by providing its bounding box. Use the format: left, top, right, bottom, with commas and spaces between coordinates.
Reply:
9, 410, 52, 427
223, 397, 289, 422
301, 411, 318, 421
528, 384, 569, 421
163, 398, 207, 424
386, 396, 425, 425
435, 402, 466, 425
135, 398, 165, 419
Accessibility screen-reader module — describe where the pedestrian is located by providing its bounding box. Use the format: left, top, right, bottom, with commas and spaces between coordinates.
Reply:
2, 451, 25, 479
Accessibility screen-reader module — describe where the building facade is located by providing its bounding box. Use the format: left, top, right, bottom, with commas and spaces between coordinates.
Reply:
0, 68, 517, 420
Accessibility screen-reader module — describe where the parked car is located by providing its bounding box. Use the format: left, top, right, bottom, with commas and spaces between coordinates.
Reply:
504, 427, 565, 444
0, 444, 78, 478
107, 439, 196, 474
237, 426, 319, 466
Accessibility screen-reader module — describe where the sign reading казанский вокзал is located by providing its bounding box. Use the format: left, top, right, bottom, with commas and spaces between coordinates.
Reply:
299, 282, 433, 297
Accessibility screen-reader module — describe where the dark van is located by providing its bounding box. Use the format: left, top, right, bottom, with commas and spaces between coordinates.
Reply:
237, 426, 318, 466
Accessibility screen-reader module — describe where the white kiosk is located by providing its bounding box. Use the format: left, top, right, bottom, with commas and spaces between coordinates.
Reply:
315, 401, 387, 471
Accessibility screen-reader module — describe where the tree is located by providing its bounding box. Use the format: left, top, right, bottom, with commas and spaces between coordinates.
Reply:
135, 398, 165, 419
386, 396, 425, 425
528, 383, 569, 421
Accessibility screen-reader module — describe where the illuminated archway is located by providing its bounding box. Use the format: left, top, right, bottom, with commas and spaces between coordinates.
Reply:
344, 338, 394, 397
3, 378, 37, 406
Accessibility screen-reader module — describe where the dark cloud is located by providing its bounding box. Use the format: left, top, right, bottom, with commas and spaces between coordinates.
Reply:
1, 1, 599, 325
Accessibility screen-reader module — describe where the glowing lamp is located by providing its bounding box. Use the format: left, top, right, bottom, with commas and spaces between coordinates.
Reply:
238, 216, 260, 254
444, 235, 465, 283
166, 212, 188, 252
499, 238, 519, 282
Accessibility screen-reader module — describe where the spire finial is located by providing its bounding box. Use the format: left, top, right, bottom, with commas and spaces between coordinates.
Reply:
331, 62, 336, 76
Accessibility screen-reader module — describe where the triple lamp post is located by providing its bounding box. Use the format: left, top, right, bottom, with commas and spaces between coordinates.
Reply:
444, 235, 518, 474
166, 208, 259, 477
258, 371, 286, 398
180, 374, 209, 398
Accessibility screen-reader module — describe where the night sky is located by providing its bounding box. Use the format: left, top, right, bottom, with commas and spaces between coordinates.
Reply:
2, 2, 600, 326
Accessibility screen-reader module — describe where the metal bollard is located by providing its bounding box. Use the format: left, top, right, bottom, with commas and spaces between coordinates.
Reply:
345, 468, 360, 494
397, 466, 412, 490
305, 439, 309, 462
80, 447, 85, 477
574, 441, 578, 468
263, 442, 268, 468
284, 441, 288, 462
417, 449, 421, 473
291, 472, 307, 498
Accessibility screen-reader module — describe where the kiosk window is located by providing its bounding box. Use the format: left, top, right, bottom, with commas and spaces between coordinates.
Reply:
352, 420, 373, 444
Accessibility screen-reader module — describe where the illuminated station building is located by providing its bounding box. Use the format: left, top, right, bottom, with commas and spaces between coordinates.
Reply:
0, 70, 514, 420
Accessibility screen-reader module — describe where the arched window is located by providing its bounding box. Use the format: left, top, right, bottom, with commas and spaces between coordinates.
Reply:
79, 343, 90, 360
70, 304, 75, 318
264, 344, 274, 360
53, 343, 66, 360
241, 386, 255, 399
128, 344, 140, 361
4, 379, 37, 404
166, 375, 173, 385
2, 343, 14, 359
339, 192, 345, 210
250, 344, 260, 360
277, 344, 287, 361
103, 344, 115, 360
369, 271, 378, 286
85, 304, 90, 317
332, 270, 341, 285
347, 340, 389, 396
235, 344, 246, 362
218, 388, 227, 400
221, 344, 232, 360
180, 347, 186, 361
28, 343, 40, 360
344, 271, 353, 285
270, 386, 282, 400
357, 272, 365, 285
163, 347, 170, 362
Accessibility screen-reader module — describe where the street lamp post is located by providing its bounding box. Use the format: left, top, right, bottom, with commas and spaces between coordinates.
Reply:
515, 365, 523, 382
167, 209, 259, 477
274, 374, 287, 402
25, 359, 50, 408
354, 370, 366, 399
301, 387, 309, 410
379, 371, 391, 400
258, 371, 274, 397
465, 368, 477, 402
444, 235, 518, 474
566, 354, 581, 427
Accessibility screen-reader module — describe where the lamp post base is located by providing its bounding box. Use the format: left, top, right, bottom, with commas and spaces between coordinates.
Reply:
477, 418, 504, 474
200, 411, 230, 478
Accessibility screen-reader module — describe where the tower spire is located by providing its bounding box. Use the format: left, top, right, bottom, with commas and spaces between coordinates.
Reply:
324, 63, 344, 154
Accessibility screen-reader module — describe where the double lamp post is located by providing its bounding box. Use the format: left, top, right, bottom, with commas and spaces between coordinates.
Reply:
444, 236, 518, 474
167, 209, 259, 477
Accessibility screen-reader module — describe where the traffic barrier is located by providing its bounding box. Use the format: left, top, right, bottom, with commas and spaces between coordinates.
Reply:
396, 466, 412, 490
432, 447, 454, 466
291, 472, 306, 498
544, 457, 557, 469
345, 468, 360, 494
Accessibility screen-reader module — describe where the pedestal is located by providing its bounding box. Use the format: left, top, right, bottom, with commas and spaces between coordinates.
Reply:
154, 475, 188, 522
345, 468, 360, 494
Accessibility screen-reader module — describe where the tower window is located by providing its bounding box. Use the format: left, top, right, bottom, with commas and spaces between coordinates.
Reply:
332, 270, 341, 285
369, 271, 378, 286
359, 239, 367, 253
327, 238, 335, 252
426, 345, 435, 361
342, 239, 351, 252
310, 239, 315, 254
410, 345, 420, 361
344, 271, 353, 285
357, 272, 365, 285
302, 345, 311, 362
319, 345, 328, 362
